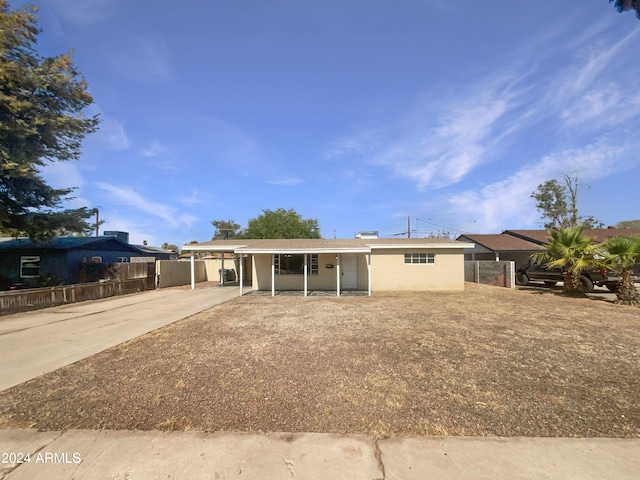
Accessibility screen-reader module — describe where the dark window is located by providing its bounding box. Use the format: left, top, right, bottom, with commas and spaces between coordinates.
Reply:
20, 256, 40, 277
274, 254, 319, 274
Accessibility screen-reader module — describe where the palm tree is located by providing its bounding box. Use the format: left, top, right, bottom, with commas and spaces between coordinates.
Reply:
530, 226, 603, 297
603, 236, 640, 305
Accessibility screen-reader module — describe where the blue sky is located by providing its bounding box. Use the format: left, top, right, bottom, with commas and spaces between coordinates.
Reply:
13, 0, 640, 246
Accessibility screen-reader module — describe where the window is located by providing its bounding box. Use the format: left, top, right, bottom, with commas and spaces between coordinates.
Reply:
117, 257, 129, 263
404, 253, 435, 264
20, 256, 40, 277
274, 254, 319, 275
91, 256, 102, 263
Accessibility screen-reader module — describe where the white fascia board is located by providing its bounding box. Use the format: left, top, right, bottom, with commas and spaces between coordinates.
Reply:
181, 244, 246, 252
368, 243, 474, 250
238, 247, 371, 254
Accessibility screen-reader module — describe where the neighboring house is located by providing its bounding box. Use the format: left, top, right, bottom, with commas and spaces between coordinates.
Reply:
0, 237, 171, 288
456, 234, 545, 269
503, 228, 640, 245
181, 238, 473, 296
131, 244, 178, 262
458, 228, 640, 270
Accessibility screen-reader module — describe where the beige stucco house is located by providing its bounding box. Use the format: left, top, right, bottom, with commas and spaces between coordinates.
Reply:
181, 238, 473, 296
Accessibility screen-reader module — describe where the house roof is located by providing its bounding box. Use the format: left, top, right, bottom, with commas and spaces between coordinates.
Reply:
503, 228, 640, 245
456, 234, 544, 252
133, 244, 176, 255
0, 236, 140, 252
0, 237, 178, 256
182, 238, 473, 254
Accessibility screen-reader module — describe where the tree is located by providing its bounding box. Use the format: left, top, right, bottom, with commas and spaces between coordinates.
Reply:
239, 208, 321, 239
161, 242, 179, 253
0, 1, 99, 240
610, 0, 640, 19
211, 219, 241, 240
426, 229, 453, 239
602, 236, 640, 305
530, 226, 604, 297
616, 219, 640, 229
531, 174, 603, 230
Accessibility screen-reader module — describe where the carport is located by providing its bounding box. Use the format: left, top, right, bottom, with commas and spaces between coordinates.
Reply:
182, 241, 372, 297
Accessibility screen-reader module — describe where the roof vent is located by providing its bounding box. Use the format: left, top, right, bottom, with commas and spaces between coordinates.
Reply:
356, 231, 379, 239
103, 231, 130, 243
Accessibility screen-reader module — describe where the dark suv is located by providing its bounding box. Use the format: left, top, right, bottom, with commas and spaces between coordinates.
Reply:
516, 262, 624, 292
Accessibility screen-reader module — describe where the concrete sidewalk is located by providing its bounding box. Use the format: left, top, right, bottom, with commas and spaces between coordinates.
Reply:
0, 429, 638, 479
0, 285, 244, 391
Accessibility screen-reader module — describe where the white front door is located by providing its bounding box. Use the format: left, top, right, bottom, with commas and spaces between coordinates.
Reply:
341, 254, 358, 289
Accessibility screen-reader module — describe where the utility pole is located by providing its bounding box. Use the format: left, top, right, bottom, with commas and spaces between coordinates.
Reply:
95, 209, 99, 237
407, 216, 411, 239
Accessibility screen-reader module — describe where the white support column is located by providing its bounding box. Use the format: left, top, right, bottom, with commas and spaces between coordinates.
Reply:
271, 254, 275, 297
336, 254, 341, 297
304, 254, 308, 297
239, 254, 243, 296
367, 252, 372, 296
221, 254, 225, 285
190, 254, 195, 290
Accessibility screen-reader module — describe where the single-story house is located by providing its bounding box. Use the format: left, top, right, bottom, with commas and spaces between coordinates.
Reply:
503, 228, 640, 245
0, 237, 173, 288
458, 228, 640, 271
456, 233, 545, 269
181, 238, 474, 296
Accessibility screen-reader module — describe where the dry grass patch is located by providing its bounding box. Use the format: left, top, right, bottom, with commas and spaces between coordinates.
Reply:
0, 283, 638, 437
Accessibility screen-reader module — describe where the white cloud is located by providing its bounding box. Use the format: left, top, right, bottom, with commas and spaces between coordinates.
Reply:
46, 0, 117, 26
266, 177, 304, 186
98, 117, 130, 150
329, 17, 640, 195
39, 161, 84, 190
431, 139, 640, 233
331, 67, 533, 190
95, 183, 195, 229
107, 36, 173, 83
87, 105, 131, 151
141, 141, 167, 157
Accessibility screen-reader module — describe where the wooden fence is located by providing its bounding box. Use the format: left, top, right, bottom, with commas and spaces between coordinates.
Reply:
0, 263, 156, 316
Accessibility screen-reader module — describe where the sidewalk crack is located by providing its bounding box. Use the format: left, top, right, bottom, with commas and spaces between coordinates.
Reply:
373, 437, 386, 480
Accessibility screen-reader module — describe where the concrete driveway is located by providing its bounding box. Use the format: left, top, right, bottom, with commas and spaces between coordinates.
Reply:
0, 285, 244, 392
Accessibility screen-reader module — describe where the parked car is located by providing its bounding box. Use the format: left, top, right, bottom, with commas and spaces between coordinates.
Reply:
515, 262, 628, 292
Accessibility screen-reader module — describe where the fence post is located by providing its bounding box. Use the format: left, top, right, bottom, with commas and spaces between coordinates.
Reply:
191, 255, 195, 290
475, 261, 480, 284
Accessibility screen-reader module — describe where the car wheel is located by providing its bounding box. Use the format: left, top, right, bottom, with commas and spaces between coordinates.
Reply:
516, 272, 529, 286
543, 281, 557, 287
580, 276, 594, 293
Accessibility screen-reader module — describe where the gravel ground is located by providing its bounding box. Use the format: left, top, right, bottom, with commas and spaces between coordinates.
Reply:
0, 283, 638, 437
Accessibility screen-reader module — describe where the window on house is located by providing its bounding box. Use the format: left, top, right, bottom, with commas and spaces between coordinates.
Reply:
117, 257, 129, 263
274, 254, 319, 274
20, 256, 40, 277
404, 253, 435, 264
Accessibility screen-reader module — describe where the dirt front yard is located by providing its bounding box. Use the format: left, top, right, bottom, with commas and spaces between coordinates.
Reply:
0, 283, 638, 437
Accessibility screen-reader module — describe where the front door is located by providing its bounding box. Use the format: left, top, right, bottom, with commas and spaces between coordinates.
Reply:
341, 254, 358, 289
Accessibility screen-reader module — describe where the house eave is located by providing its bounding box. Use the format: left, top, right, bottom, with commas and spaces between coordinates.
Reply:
368, 243, 474, 250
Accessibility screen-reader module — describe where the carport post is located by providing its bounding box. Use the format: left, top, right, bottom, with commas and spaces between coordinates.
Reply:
304, 253, 308, 296
367, 252, 372, 296
239, 254, 243, 296
271, 254, 275, 297
221, 254, 225, 285
190, 254, 195, 290
336, 254, 340, 297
